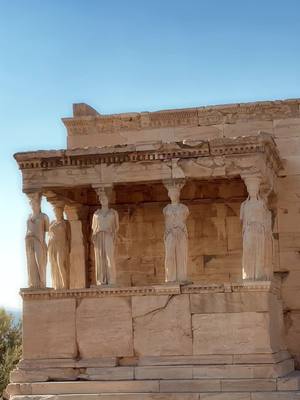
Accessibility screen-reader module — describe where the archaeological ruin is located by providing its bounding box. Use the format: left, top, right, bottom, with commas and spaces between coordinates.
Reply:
7, 98, 300, 399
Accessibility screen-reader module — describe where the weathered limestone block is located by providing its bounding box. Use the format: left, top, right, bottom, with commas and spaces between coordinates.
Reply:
135, 366, 193, 380
137, 354, 233, 366
223, 120, 273, 138
22, 299, 77, 359
192, 312, 281, 355
79, 366, 134, 381
276, 139, 300, 162
132, 294, 192, 356
159, 379, 221, 392
200, 395, 251, 400
8, 380, 161, 395
190, 292, 275, 314
76, 297, 133, 358
10, 367, 78, 383
285, 311, 300, 368
174, 124, 223, 141
220, 378, 276, 392
273, 117, 300, 138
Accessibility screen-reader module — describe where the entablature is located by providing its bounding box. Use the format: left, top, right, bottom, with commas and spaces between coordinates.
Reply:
14, 133, 282, 192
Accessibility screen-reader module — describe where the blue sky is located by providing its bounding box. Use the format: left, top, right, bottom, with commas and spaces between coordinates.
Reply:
0, 0, 299, 309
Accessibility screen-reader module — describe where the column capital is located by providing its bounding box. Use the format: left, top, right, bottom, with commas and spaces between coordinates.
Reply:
92, 184, 114, 203
163, 178, 186, 192
44, 191, 66, 208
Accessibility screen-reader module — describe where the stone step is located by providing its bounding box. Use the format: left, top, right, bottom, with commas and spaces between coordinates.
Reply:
8, 372, 300, 398
7, 377, 290, 396
8, 392, 300, 400
135, 359, 294, 380
277, 371, 300, 391
11, 359, 295, 383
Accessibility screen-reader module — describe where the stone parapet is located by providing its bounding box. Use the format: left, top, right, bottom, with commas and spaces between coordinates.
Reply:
19, 282, 286, 365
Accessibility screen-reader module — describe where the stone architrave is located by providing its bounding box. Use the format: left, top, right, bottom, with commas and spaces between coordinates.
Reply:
240, 175, 273, 281
25, 192, 49, 288
65, 203, 87, 289
48, 201, 71, 290
163, 180, 189, 283
92, 187, 119, 285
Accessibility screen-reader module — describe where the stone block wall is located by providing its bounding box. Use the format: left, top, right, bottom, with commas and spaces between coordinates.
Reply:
22, 287, 285, 362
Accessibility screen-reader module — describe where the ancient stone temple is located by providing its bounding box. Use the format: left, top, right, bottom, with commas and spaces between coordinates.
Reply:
7, 99, 300, 399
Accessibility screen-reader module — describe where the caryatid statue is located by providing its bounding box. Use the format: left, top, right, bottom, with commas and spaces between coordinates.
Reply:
48, 203, 71, 290
92, 188, 119, 285
240, 175, 273, 281
163, 180, 189, 283
25, 192, 49, 288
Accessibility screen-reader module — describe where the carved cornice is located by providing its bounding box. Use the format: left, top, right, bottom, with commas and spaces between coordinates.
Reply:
20, 284, 181, 300
182, 281, 280, 295
20, 281, 280, 300
62, 99, 300, 135
14, 133, 282, 173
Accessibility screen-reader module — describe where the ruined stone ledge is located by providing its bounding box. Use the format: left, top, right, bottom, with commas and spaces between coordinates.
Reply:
61, 98, 300, 136
14, 133, 281, 172
20, 281, 280, 300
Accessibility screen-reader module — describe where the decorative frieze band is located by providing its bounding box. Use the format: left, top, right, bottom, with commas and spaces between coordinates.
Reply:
62, 99, 300, 136
20, 281, 279, 300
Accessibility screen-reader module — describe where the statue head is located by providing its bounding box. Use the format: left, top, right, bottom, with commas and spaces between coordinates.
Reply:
95, 188, 110, 209
244, 175, 262, 200
28, 192, 41, 215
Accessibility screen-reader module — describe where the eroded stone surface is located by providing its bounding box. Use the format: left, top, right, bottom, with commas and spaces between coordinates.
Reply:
192, 312, 279, 355
132, 294, 192, 356
23, 298, 76, 359
76, 297, 133, 358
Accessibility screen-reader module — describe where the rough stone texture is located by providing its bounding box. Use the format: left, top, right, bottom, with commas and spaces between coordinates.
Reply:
132, 294, 192, 356
76, 297, 133, 358
22, 298, 77, 359
192, 312, 280, 355
190, 292, 272, 313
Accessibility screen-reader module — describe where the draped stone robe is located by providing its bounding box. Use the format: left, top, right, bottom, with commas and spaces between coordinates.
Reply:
164, 203, 189, 282
92, 208, 119, 285
48, 219, 70, 289
25, 213, 49, 288
240, 197, 273, 281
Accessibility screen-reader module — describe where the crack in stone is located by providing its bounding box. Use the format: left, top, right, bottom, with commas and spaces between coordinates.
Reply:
133, 295, 174, 320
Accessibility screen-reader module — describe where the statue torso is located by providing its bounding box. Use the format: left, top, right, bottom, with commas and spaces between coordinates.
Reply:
26, 213, 47, 241
48, 220, 68, 244
93, 209, 117, 234
163, 203, 189, 234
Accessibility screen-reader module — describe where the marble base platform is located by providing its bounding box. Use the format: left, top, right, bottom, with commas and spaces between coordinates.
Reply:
7, 372, 300, 399
8, 281, 300, 399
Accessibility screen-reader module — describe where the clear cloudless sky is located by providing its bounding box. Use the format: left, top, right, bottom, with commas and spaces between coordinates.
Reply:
0, 0, 300, 310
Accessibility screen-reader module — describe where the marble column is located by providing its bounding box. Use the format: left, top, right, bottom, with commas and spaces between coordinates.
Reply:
65, 203, 87, 289
240, 174, 273, 281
